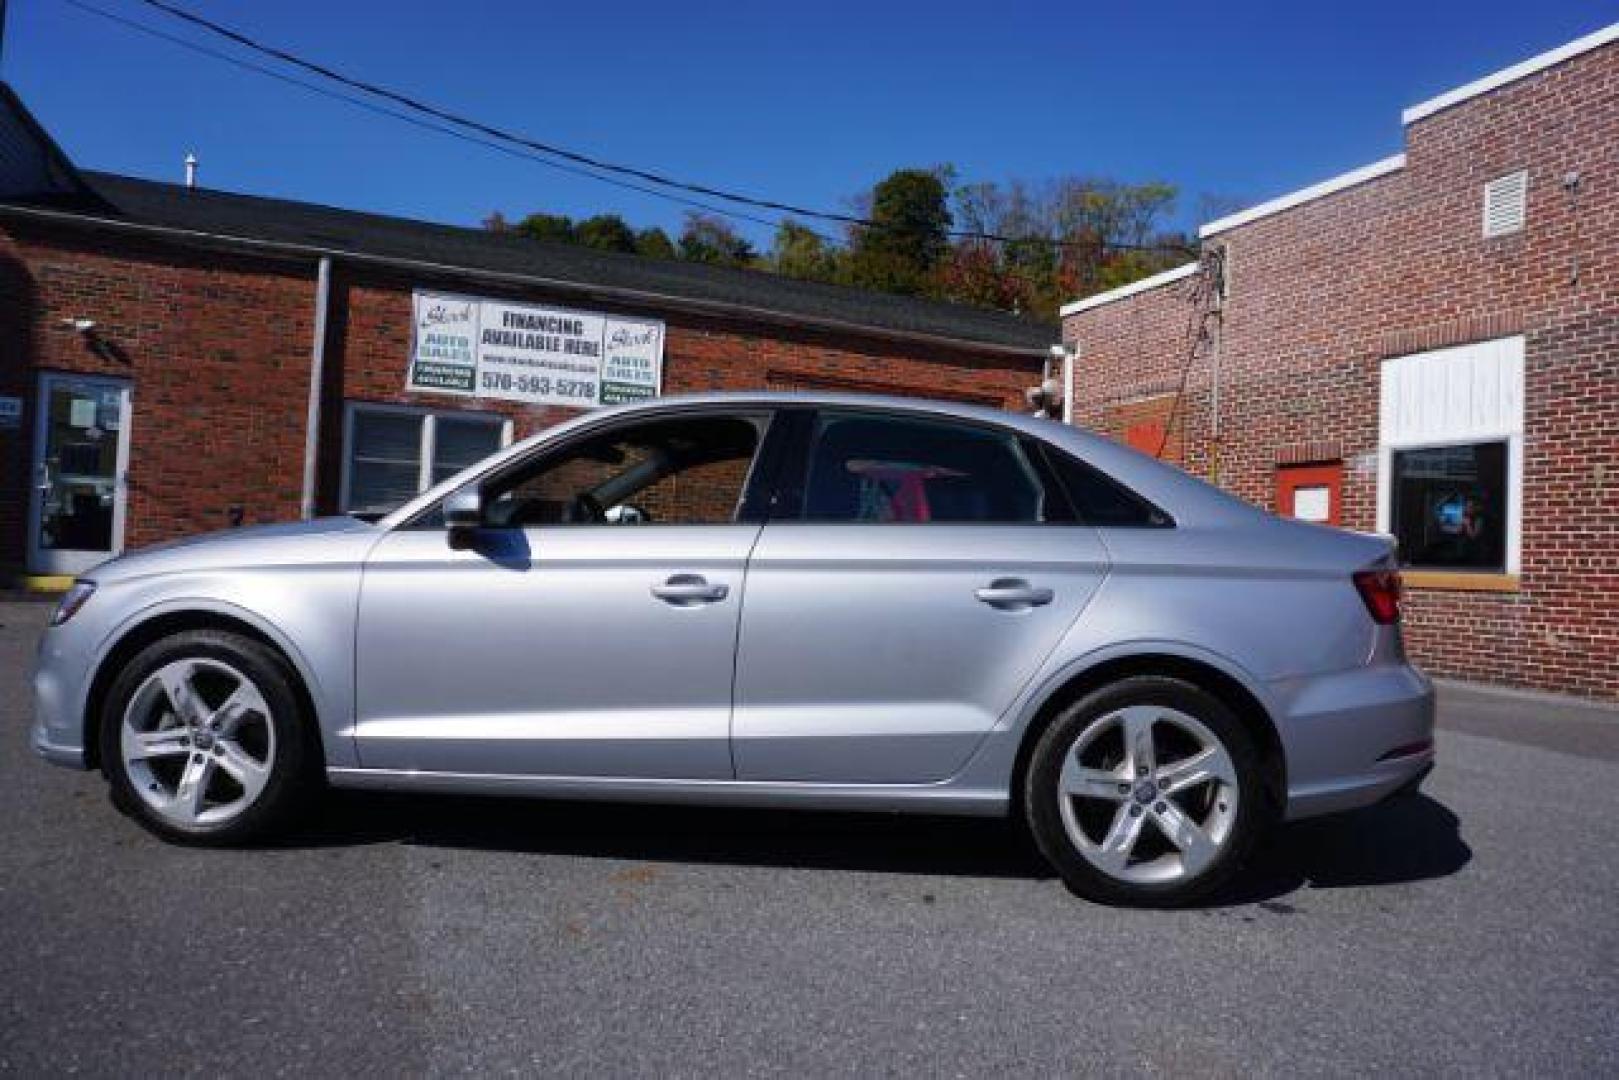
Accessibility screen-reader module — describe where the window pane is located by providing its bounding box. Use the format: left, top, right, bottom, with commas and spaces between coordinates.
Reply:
349, 461, 423, 513
353, 410, 422, 463
1046, 449, 1171, 527
486, 414, 762, 526
432, 416, 504, 485
801, 412, 1045, 524
1391, 442, 1508, 570
348, 410, 422, 514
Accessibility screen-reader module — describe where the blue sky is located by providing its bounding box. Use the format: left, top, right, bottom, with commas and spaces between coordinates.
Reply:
5, 1, 1615, 246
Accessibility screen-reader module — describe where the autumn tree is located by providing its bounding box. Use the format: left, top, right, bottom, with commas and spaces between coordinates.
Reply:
487, 170, 1197, 320
933, 175, 1191, 317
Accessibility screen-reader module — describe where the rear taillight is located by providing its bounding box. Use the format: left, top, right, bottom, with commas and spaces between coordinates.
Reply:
1353, 569, 1402, 625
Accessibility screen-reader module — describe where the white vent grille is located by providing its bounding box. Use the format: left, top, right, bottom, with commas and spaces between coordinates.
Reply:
1482, 170, 1528, 238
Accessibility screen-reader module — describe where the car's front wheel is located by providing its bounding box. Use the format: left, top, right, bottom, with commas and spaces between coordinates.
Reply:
1024, 675, 1268, 906
100, 629, 314, 844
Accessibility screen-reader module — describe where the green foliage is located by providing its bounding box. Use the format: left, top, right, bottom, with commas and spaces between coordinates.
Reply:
678, 213, 756, 268
634, 227, 676, 260
845, 168, 952, 295
488, 169, 1200, 320
770, 219, 839, 282
513, 212, 575, 244
574, 214, 638, 253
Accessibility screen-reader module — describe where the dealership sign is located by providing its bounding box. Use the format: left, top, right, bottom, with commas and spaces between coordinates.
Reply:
408, 290, 663, 408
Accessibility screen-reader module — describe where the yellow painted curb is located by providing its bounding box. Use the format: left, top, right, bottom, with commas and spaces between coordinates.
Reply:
20, 575, 75, 593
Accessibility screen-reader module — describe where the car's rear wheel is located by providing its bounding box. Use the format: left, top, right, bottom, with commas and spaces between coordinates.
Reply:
1024, 675, 1268, 906
100, 629, 313, 844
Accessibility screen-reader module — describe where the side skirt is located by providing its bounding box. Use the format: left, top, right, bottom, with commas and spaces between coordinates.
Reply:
326, 766, 1008, 817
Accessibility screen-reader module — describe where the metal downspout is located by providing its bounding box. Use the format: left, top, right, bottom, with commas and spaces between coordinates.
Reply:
300, 257, 332, 520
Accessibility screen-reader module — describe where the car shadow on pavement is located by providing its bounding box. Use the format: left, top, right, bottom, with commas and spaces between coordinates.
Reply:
277, 788, 1471, 903
286, 790, 1049, 879
1200, 793, 1472, 907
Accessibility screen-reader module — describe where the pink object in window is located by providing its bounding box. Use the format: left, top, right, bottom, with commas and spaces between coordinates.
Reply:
845, 460, 964, 523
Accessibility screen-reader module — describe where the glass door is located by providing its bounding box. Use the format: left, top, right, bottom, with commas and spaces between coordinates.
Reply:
27, 373, 132, 576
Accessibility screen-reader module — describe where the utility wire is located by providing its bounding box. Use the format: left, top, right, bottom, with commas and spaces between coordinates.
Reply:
132, 0, 1193, 258
58, 0, 796, 234
1154, 252, 1221, 460
60, 0, 1190, 310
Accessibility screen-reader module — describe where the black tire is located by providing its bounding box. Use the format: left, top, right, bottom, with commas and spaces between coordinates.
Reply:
1023, 675, 1270, 907
100, 628, 315, 845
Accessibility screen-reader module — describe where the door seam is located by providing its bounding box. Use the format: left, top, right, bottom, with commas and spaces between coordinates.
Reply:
726, 522, 768, 779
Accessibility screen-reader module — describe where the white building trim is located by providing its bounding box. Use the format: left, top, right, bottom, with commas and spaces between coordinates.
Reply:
1060, 24, 1617, 315
1058, 262, 1198, 317
1376, 336, 1525, 574
1199, 155, 1406, 239
1401, 22, 1619, 125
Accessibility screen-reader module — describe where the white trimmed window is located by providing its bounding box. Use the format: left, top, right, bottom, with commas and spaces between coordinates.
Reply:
1377, 336, 1524, 574
341, 402, 510, 514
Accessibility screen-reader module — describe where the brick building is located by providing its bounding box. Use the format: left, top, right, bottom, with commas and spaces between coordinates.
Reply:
0, 86, 1051, 585
1061, 25, 1619, 698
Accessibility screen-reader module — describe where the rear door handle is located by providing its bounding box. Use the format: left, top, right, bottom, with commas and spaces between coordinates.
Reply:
975, 579, 1054, 610
652, 574, 730, 606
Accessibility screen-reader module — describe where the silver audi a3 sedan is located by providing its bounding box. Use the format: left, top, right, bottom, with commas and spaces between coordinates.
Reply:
33, 392, 1434, 905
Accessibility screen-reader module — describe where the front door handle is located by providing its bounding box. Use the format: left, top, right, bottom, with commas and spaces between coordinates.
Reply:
975, 579, 1054, 610
651, 574, 730, 606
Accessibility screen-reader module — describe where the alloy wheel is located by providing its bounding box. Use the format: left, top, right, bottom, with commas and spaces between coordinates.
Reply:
1056, 704, 1240, 885
119, 657, 277, 828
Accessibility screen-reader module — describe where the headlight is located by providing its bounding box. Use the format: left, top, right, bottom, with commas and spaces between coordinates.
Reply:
51, 581, 97, 627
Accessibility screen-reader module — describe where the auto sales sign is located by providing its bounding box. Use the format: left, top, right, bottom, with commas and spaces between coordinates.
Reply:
407, 290, 664, 408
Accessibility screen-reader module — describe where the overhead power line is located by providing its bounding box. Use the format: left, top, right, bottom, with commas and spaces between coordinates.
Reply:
130, 0, 1193, 258
59, 0, 796, 234
63, 0, 1074, 301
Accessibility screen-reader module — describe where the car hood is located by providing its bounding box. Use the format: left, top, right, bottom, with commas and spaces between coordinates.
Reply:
86, 517, 381, 582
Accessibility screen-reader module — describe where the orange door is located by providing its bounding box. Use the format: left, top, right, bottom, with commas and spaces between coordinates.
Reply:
1276, 462, 1343, 526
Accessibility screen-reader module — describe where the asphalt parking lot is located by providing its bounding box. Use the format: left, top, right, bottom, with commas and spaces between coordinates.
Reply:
1, 599, 1615, 1077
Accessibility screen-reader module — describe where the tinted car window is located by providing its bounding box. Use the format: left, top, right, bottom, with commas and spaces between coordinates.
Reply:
799, 411, 1047, 523
1044, 448, 1172, 527
482, 413, 765, 526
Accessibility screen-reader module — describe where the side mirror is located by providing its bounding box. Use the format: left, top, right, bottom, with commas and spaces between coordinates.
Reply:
443, 486, 483, 536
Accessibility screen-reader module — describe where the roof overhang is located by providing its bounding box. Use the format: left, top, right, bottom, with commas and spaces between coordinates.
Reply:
0, 201, 1050, 362
1065, 21, 1617, 318
1402, 21, 1619, 125
1199, 154, 1407, 239
1057, 262, 1199, 318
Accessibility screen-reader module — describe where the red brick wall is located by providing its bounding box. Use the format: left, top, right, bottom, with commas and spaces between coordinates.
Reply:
317, 274, 1035, 513
1062, 41, 1619, 699
0, 227, 316, 557
0, 226, 1040, 564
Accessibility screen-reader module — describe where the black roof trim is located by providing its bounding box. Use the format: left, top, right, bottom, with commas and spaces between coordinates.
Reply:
0, 83, 107, 206
71, 172, 1054, 353
0, 82, 1053, 354
0, 79, 1053, 357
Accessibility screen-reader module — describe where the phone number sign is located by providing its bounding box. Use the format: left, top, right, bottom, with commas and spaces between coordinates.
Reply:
408, 290, 663, 408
